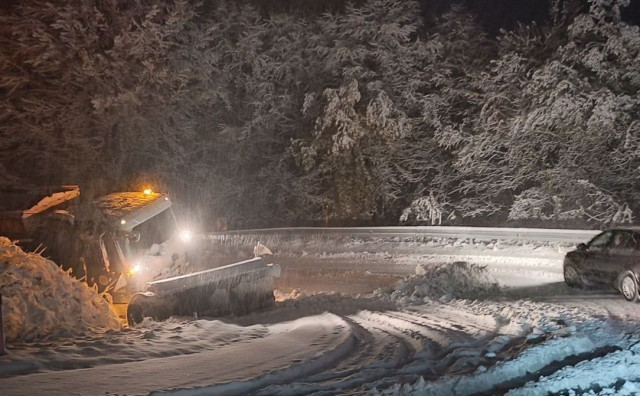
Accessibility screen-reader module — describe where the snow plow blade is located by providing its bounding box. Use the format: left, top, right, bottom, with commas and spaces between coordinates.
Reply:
126, 257, 281, 326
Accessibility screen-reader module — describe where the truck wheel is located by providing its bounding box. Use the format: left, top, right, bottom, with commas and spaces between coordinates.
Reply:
620, 273, 639, 302
127, 301, 144, 326
260, 291, 276, 308
127, 292, 169, 326
229, 290, 249, 316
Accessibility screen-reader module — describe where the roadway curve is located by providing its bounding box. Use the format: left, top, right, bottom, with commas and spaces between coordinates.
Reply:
3, 227, 639, 396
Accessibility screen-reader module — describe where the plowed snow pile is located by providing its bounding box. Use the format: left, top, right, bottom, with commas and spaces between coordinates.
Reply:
0, 237, 120, 342
376, 261, 503, 303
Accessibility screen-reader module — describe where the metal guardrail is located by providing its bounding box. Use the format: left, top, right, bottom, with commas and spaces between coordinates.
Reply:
213, 226, 602, 244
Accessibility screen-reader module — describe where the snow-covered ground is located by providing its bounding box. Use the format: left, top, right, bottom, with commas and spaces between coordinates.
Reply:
1, 232, 640, 395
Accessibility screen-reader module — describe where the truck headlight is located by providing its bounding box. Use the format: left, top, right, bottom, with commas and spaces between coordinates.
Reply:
180, 230, 193, 242
128, 263, 142, 276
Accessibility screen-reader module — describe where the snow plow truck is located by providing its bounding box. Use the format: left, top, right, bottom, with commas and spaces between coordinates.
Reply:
0, 185, 280, 325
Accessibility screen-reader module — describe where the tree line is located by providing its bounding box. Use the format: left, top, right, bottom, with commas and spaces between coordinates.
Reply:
1, 0, 639, 229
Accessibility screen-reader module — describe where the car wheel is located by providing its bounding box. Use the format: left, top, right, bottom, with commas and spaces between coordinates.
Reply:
620, 273, 639, 302
563, 265, 581, 288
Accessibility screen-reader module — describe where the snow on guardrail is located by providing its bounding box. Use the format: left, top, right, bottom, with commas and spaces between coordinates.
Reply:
215, 226, 602, 243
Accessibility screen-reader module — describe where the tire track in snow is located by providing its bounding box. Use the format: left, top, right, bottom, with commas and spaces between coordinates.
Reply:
0, 313, 357, 396
492, 344, 624, 396
391, 318, 640, 396
252, 308, 501, 395
278, 318, 416, 394
503, 339, 640, 396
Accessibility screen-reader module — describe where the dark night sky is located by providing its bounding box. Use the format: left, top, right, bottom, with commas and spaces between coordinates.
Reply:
420, 0, 552, 34
461, 0, 640, 30
2, 0, 639, 31
433, 0, 639, 34
458, 0, 552, 33
256, 0, 639, 35
623, 0, 640, 24
256, 0, 553, 30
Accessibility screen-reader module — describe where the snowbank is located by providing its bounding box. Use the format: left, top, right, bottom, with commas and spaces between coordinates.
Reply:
374, 261, 503, 304
0, 237, 120, 342
506, 340, 640, 395
378, 319, 639, 396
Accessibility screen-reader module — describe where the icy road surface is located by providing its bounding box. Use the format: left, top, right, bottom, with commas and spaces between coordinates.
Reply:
2, 234, 640, 395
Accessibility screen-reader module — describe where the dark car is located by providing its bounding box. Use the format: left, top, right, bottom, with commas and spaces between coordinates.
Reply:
563, 229, 640, 301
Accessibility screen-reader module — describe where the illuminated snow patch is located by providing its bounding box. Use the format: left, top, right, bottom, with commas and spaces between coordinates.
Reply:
0, 237, 120, 342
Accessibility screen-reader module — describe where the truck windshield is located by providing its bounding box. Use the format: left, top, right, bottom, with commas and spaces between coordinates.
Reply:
130, 208, 176, 251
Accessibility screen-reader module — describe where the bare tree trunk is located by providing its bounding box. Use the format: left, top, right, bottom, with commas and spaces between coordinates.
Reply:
0, 293, 6, 355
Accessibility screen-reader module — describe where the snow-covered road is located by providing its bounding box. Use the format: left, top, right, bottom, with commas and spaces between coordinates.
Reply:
3, 292, 637, 395
2, 233, 640, 395
1, 313, 354, 395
